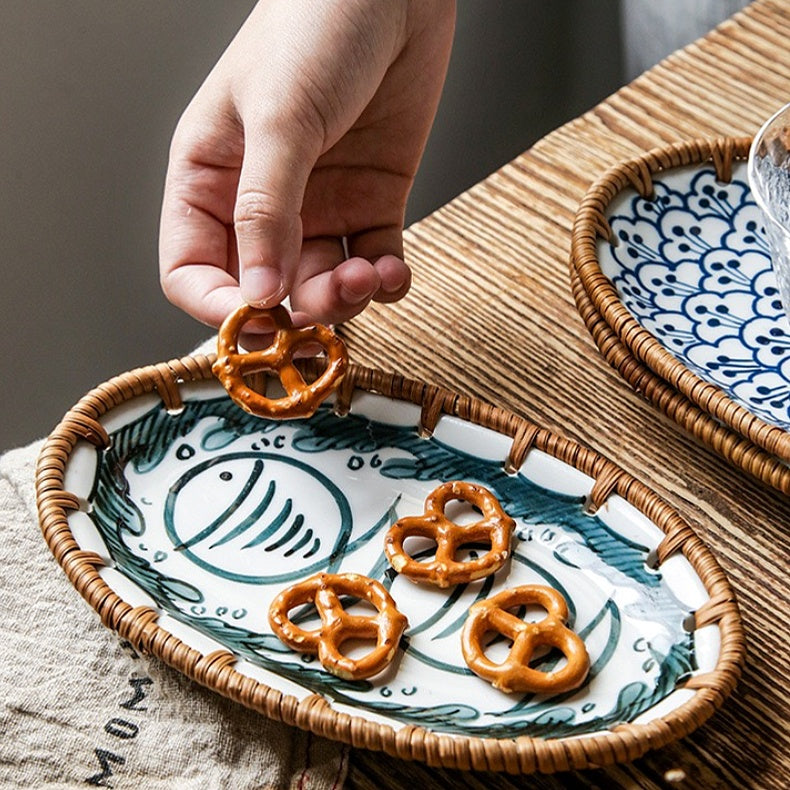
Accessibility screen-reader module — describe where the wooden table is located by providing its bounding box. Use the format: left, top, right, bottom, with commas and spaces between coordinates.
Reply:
342, 2, 790, 787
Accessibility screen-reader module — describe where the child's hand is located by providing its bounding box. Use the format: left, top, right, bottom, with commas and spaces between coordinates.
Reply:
159, 0, 455, 332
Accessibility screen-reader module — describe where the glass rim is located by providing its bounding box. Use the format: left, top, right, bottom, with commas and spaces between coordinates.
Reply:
747, 100, 790, 223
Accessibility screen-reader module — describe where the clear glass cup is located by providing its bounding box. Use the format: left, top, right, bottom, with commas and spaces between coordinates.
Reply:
748, 101, 790, 322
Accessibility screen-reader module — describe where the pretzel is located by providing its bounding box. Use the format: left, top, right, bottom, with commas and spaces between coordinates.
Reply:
384, 481, 515, 588
212, 304, 348, 419
268, 572, 409, 680
461, 585, 590, 694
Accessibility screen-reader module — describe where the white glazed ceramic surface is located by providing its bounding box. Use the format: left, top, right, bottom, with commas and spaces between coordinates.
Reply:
597, 161, 790, 433
63, 382, 717, 739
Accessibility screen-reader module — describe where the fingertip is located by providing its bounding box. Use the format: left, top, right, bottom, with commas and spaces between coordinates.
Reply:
336, 258, 381, 306
372, 255, 411, 302
289, 257, 381, 324
240, 265, 286, 307
159, 265, 247, 330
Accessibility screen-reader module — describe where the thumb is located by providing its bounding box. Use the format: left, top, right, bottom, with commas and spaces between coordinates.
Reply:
235, 125, 316, 307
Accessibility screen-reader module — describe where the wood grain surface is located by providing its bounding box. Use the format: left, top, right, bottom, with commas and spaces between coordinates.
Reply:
341, 2, 790, 787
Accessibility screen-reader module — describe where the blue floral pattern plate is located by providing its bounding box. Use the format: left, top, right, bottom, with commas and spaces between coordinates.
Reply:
61, 380, 727, 741
595, 160, 790, 454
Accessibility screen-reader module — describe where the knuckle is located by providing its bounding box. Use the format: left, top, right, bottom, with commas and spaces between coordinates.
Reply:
168, 116, 198, 158
168, 104, 241, 167
233, 189, 291, 231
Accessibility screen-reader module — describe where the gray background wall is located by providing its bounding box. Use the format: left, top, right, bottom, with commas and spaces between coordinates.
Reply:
0, 1, 741, 451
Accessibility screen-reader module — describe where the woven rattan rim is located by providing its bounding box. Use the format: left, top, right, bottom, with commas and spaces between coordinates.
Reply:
35, 355, 745, 774
571, 136, 790, 465
569, 268, 790, 495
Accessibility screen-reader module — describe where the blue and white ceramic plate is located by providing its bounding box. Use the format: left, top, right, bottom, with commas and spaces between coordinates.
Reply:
595, 160, 790, 457
61, 379, 725, 741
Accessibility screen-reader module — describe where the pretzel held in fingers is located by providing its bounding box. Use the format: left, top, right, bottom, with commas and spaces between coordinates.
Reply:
213, 304, 348, 419
268, 572, 409, 680
461, 584, 590, 694
384, 481, 515, 588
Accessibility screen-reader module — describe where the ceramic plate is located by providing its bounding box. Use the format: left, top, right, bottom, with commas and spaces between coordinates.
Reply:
58, 377, 731, 743
594, 158, 790, 460
569, 266, 790, 494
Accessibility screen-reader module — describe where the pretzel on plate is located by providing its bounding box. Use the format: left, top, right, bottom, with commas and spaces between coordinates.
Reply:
212, 304, 348, 419
268, 572, 409, 680
384, 481, 515, 588
461, 584, 590, 694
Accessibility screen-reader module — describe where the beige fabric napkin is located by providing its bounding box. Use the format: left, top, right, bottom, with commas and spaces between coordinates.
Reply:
0, 442, 348, 789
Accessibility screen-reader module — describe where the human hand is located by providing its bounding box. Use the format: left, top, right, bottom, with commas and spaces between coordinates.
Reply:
159, 0, 456, 334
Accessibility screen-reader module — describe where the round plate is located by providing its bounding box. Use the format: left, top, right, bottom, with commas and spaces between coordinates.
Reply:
569, 266, 790, 495
572, 137, 790, 463
36, 356, 744, 773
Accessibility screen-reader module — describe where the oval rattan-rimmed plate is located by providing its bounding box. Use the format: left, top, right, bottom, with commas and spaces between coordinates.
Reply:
36, 355, 744, 774
571, 137, 790, 465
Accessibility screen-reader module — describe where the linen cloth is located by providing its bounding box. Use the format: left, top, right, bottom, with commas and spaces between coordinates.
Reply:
0, 438, 347, 789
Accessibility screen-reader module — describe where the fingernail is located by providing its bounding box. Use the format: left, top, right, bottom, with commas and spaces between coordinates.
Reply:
340, 282, 377, 305
241, 266, 284, 306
